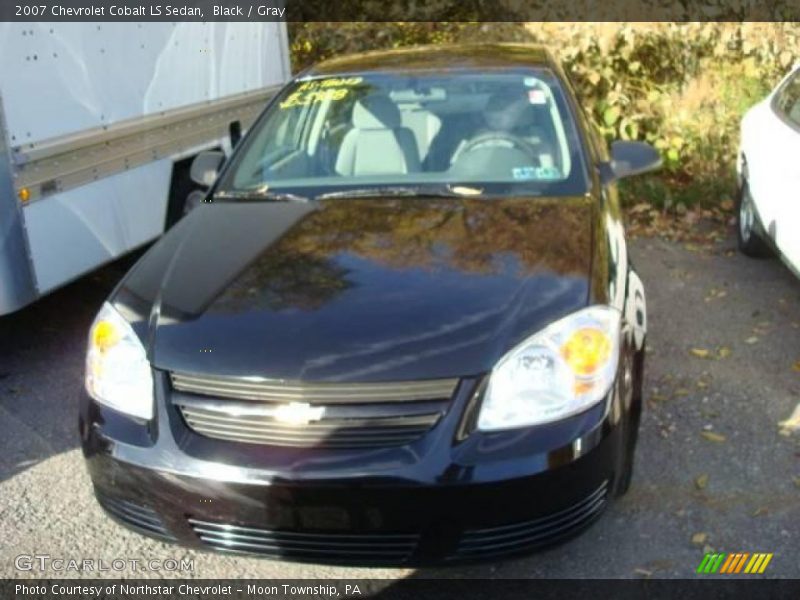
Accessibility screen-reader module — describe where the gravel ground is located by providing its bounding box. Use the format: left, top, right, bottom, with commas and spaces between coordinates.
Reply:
1, 234, 799, 579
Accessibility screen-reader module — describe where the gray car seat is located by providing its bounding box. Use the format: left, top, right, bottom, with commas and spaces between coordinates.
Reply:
335, 95, 421, 176
401, 107, 442, 162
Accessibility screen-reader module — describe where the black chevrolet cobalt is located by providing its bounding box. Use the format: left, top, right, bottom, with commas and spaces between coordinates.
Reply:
80, 44, 658, 565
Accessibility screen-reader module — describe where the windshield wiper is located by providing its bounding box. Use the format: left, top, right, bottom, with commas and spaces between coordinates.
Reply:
316, 184, 485, 201
214, 188, 310, 203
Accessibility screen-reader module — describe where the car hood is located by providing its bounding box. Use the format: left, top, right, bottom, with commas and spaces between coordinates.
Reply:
114, 196, 598, 382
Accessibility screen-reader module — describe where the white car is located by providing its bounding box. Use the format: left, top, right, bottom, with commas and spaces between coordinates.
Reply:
738, 64, 800, 274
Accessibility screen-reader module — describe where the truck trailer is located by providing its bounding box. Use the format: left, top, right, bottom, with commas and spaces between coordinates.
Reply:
0, 22, 291, 315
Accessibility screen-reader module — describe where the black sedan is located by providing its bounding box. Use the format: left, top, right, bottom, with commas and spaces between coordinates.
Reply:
80, 44, 658, 565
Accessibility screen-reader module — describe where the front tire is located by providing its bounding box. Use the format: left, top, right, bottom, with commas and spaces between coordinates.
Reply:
615, 348, 643, 497
736, 180, 772, 258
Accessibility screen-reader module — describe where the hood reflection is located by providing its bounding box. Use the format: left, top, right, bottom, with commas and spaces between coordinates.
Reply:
118, 195, 596, 381
210, 197, 593, 314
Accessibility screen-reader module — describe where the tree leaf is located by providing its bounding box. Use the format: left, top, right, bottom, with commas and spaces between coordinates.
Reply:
603, 105, 621, 127
778, 403, 800, 434
695, 474, 709, 489
691, 532, 708, 545
690, 348, 710, 358
701, 431, 726, 443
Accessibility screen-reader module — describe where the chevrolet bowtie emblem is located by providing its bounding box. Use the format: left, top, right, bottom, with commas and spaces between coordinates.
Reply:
273, 402, 326, 426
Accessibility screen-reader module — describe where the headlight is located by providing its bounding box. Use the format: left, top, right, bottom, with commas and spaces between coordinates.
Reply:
85, 302, 154, 420
477, 305, 621, 431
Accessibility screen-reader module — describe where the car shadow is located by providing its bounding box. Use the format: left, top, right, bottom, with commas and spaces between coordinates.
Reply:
0, 257, 131, 484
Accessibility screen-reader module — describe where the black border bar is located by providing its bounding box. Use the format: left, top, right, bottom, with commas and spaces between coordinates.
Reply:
4, 579, 800, 600
2, 0, 800, 22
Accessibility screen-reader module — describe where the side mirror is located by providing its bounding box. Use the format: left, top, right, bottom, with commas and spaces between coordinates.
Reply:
229, 120, 242, 149
600, 141, 662, 183
190, 151, 225, 187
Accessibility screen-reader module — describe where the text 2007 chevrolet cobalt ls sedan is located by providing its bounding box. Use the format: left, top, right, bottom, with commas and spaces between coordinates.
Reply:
80, 44, 659, 565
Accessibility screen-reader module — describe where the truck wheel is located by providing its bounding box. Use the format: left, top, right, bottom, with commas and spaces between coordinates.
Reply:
737, 180, 772, 258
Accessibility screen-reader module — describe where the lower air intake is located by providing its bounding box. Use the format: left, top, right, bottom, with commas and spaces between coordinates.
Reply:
95, 492, 174, 541
188, 517, 419, 563
452, 480, 609, 560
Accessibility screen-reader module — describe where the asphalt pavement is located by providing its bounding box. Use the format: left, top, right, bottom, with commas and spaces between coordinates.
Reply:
1, 233, 799, 579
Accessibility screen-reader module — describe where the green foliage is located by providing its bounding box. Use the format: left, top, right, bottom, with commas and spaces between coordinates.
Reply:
288, 22, 800, 211
541, 23, 799, 208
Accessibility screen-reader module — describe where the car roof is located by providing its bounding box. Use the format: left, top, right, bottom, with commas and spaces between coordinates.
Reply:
305, 44, 556, 77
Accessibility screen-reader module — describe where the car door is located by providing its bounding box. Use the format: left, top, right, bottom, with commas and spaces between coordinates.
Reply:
745, 67, 800, 267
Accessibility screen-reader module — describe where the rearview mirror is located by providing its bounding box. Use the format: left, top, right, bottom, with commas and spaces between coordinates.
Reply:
190, 151, 225, 187
601, 141, 661, 182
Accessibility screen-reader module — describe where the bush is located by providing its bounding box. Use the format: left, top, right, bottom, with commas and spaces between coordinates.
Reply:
536, 23, 798, 209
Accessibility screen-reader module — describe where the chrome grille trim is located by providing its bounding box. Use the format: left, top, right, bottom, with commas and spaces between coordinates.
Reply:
178, 403, 442, 448
188, 518, 419, 562
174, 394, 447, 420
170, 372, 459, 404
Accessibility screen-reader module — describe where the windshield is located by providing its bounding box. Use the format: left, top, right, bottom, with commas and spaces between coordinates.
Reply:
216, 69, 589, 198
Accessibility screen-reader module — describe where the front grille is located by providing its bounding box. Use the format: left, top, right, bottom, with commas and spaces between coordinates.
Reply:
95, 492, 174, 541
171, 372, 458, 403
452, 480, 609, 560
188, 518, 419, 563
178, 403, 444, 448
171, 372, 457, 449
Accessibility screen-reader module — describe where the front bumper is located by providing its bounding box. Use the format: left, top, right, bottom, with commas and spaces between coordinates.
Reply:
80, 373, 629, 565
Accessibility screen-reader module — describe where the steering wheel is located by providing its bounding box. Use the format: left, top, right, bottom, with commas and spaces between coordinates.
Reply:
451, 131, 539, 165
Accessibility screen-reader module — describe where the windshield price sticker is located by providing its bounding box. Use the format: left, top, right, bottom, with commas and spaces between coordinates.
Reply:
280, 77, 364, 109
280, 88, 349, 109
297, 77, 364, 91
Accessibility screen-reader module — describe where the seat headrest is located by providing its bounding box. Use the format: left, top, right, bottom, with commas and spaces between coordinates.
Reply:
352, 95, 401, 129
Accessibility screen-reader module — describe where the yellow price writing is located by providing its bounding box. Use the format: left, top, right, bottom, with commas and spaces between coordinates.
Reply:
296, 77, 363, 91
280, 87, 351, 109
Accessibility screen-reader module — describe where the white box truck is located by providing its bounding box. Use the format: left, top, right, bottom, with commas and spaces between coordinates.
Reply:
0, 22, 291, 315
